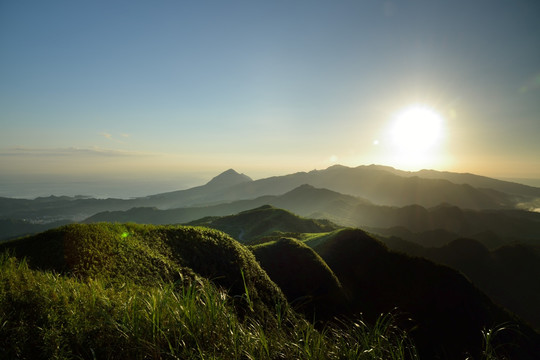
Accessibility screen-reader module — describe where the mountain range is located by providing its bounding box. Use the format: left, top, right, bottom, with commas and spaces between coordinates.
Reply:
3, 165, 539, 222
2, 164, 540, 245
1, 164, 540, 359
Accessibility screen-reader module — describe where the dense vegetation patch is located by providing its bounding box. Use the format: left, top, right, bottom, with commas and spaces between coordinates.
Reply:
0, 225, 415, 359
1, 223, 535, 359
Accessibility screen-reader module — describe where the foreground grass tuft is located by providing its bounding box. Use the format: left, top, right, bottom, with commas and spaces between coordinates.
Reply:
0, 253, 418, 360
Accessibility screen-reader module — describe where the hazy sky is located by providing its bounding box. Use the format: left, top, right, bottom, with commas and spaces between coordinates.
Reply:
1, 0, 540, 196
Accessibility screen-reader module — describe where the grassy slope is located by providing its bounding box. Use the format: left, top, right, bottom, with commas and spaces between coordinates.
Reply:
187, 205, 339, 244
0, 223, 286, 323
0, 223, 418, 360
250, 237, 347, 322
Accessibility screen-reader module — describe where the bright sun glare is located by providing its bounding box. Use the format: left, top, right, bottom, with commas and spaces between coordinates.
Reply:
388, 104, 445, 169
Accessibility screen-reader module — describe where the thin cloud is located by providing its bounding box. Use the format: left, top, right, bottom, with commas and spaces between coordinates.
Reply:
0, 147, 154, 157
101, 132, 113, 139
100, 132, 130, 143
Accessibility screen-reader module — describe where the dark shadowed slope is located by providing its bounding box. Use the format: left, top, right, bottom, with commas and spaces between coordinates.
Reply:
398, 238, 540, 331
304, 228, 540, 360
250, 237, 347, 321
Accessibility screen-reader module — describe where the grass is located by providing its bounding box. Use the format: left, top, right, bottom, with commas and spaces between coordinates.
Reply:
0, 223, 524, 359
0, 223, 288, 325
0, 251, 420, 360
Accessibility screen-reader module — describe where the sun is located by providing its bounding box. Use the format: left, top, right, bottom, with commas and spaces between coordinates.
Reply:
391, 105, 443, 152
387, 104, 445, 169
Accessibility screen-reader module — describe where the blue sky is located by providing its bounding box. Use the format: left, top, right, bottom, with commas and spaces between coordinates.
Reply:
1, 0, 540, 196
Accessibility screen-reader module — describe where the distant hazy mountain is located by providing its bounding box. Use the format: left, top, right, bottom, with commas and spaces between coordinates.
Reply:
81, 185, 357, 225
204, 168, 253, 189
203, 165, 518, 210
82, 186, 540, 246
369, 165, 540, 198
0, 169, 253, 221
2, 165, 540, 240
143, 168, 253, 208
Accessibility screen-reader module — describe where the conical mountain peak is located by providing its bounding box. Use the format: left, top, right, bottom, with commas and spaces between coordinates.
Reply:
205, 169, 253, 189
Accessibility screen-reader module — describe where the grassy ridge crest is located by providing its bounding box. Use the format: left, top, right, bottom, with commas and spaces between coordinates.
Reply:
0, 224, 419, 359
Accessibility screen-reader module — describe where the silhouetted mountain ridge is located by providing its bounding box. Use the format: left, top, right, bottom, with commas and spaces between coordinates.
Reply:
2, 165, 538, 226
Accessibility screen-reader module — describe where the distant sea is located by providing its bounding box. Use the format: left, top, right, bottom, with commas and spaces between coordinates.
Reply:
0, 176, 208, 199
1, 175, 540, 200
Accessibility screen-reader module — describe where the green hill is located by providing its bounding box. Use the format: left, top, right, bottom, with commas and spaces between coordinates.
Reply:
187, 205, 339, 244
0, 223, 286, 323
2, 221, 539, 359
0, 223, 422, 359
250, 237, 347, 321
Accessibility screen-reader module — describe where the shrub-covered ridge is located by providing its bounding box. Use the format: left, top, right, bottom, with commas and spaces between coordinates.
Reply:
0, 246, 418, 359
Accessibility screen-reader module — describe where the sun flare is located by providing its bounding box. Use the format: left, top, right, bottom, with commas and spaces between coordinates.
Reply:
391, 105, 443, 152
387, 104, 446, 170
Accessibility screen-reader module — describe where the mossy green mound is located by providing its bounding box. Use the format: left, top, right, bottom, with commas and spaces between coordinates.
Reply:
0, 223, 287, 325
0, 226, 419, 360
251, 237, 347, 322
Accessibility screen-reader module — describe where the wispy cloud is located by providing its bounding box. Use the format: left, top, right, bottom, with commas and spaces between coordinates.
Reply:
0, 147, 154, 157
100, 132, 130, 143
101, 132, 113, 140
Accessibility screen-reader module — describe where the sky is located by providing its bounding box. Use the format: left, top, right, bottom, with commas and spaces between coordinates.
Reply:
1, 0, 540, 197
